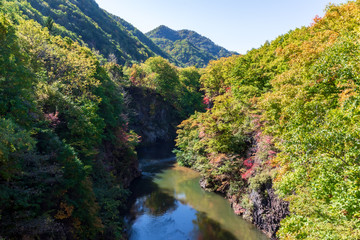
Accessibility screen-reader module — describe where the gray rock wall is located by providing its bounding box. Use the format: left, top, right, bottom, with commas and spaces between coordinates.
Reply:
250, 182, 289, 239
126, 86, 180, 145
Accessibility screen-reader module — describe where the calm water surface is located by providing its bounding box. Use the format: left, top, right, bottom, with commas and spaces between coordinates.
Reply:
126, 143, 268, 240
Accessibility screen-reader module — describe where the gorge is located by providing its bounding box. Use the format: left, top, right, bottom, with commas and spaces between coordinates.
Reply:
1, 0, 359, 239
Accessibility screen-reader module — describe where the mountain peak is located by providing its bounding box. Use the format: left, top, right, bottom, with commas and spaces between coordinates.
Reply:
147, 25, 181, 42
146, 26, 237, 67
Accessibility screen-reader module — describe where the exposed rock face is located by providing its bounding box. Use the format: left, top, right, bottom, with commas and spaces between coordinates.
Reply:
127, 86, 290, 239
126, 86, 180, 145
249, 182, 290, 239
200, 177, 289, 239
199, 177, 214, 191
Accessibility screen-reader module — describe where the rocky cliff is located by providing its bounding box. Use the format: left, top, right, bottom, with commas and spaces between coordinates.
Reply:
126, 86, 180, 145
200, 176, 289, 239
249, 183, 289, 239
197, 131, 290, 239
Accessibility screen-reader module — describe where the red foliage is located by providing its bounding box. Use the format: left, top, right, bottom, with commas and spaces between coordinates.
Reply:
115, 124, 141, 148
241, 163, 259, 179
263, 135, 271, 144
268, 150, 276, 156
241, 158, 256, 179
116, 127, 129, 143
203, 96, 210, 105
311, 15, 322, 27
243, 158, 254, 168
44, 111, 60, 127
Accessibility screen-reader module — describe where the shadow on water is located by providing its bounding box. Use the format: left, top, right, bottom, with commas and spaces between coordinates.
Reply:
126, 142, 177, 222
127, 177, 238, 240
136, 141, 175, 161
192, 212, 237, 240
136, 141, 177, 175
143, 191, 177, 216
126, 143, 268, 240
128, 178, 177, 217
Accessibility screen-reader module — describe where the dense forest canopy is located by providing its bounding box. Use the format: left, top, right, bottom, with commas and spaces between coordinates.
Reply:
1, 0, 360, 239
175, 1, 360, 239
146, 25, 237, 68
0, 1, 203, 238
0, 4, 138, 238
7, 0, 177, 65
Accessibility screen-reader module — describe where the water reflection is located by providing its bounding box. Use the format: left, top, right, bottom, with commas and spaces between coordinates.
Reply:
144, 191, 177, 216
129, 186, 238, 240
127, 144, 268, 240
192, 212, 237, 240
155, 165, 268, 240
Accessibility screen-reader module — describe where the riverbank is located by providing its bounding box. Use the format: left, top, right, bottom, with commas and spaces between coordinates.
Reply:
125, 144, 268, 240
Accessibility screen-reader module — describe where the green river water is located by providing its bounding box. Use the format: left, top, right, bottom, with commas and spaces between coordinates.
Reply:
126, 144, 268, 240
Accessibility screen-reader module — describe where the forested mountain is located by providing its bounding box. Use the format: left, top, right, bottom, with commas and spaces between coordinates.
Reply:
2, 0, 360, 239
109, 13, 180, 65
146, 25, 237, 67
6, 0, 232, 67
10, 0, 174, 65
0, 1, 204, 239
175, 1, 360, 239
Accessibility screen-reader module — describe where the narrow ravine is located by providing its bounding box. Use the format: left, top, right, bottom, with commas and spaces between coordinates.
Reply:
125, 143, 268, 240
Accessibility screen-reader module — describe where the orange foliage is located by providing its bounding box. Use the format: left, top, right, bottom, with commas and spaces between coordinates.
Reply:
310, 15, 322, 27
54, 202, 74, 220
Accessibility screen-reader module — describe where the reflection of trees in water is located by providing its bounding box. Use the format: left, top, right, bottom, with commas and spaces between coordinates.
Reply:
193, 212, 237, 240
127, 175, 177, 221
128, 164, 263, 240
173, 173, 215, 211
144, 190, 177, 216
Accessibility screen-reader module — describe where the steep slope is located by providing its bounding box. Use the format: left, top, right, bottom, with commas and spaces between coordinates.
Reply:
0, 1, 204, 238
151, 38, 214, 67
175, 1, 360, 239
14, 0, 170, 65
146, 25, 237, 67
109, 13, 181, 65
0, 4, 143, 237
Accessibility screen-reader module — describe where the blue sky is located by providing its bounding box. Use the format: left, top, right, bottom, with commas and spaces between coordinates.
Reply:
95, 0, 349, 54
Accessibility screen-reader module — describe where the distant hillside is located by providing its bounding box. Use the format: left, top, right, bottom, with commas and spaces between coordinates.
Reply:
146, 25, 237, 67
109, 14, 181, 66
14, 0, 172, 65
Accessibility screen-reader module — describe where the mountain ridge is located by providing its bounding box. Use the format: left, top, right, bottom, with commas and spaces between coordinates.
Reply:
12, 0, 234, 67
146, 25, 238, 67
17, 0, 172, 65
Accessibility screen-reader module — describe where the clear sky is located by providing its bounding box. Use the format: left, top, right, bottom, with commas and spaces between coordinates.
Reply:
95, 0, 349, 54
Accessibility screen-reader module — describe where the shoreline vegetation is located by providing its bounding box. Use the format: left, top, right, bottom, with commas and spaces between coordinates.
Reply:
175, 1, 360, 239
1, 0, 359, 239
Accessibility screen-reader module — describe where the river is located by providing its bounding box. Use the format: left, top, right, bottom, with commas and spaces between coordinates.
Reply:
126, 143, 268, 240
